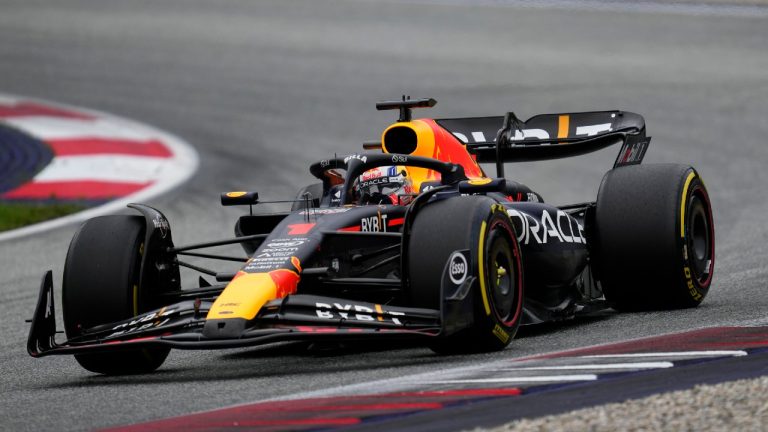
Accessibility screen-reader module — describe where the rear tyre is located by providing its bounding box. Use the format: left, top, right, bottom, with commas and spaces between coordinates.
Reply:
63, 215, 170, 374
408, 196, 524, 353
594, 164, 715, 310
290, 183, 323, 211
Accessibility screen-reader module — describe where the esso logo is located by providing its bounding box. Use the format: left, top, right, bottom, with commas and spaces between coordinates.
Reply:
392, 154, 408, 164
448, 252, 468, 285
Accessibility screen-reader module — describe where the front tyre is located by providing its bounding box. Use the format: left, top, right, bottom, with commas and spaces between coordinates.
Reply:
409, 196, 524, 353
63, 215, 170, 374
595, 164, 715, 310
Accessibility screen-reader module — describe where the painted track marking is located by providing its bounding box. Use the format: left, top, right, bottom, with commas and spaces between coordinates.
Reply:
581, 351, 748, 358
107, 326, 768, 431
493, 361, 674, 371
2, 116, 164, 141
0, 94, 198, 242
427, 375, 598, 384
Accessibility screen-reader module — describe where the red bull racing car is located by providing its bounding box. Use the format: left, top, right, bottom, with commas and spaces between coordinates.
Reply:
27, 97, 715, 374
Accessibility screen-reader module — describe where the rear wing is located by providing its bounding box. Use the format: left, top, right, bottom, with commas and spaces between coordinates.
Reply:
435, 111, 649, 177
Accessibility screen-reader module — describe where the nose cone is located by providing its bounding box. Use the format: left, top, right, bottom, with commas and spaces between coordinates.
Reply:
205, 265, 301, 320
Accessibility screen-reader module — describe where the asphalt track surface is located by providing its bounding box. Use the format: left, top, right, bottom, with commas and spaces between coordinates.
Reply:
1, 1, 767, 430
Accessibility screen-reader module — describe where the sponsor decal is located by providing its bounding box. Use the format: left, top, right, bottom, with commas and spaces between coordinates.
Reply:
684, 266, 703, 301
361, 213, 388, 232
330, 189, 342, 205
315, 302, 405, 325
107, 308, 175, 338
245, 258, 290, 271
266, 239, 306, 248
255, 250, 297, 258
506, 209, 586, 245
248, 238, 307, 264
245, 250, 292, 271
615, 138, 649, 167
152, 215, 169, 238
526, 192, 540, 203
243, 249, 303, 273
359, 176, 400, 189
290, 256, 302, 272
299, 208, 350, 215
287, 223, 315, 235
448, 251, 468, 285
45, 286, 53, 319
452, 123, 615, 144
361, 166, 393, 181
492, 323, 510, 343
575, 123, 612, 137
271, 267, 301, 297
391, 154, 408, 164
344, 154, 368, 164
505, 123, 613, 142
451, 131, 490, 143
268, 237, 308, 243
244, 256, 301, 272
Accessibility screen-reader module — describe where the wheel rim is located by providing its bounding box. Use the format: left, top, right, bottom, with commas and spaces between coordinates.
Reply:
686, 186, 714, 285
485, 221, 522, 326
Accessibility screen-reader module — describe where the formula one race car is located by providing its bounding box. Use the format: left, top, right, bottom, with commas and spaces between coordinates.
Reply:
27, 97, 715, 375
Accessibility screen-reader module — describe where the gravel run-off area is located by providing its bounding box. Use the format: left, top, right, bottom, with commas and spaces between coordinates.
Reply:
483, 375, 768, 432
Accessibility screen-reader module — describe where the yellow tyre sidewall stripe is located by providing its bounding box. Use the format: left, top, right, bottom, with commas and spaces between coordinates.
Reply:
478, 220, 492, 316
680, 171, 697, 238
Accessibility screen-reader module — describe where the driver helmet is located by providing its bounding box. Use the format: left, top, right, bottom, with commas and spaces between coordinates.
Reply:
353, 165, 415, 205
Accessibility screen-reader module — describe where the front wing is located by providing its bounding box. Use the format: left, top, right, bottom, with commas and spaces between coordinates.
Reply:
27, 271, 445, 357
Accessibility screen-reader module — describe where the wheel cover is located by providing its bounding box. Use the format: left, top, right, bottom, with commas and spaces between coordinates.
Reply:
686, 185, 714, 286
485, 220, 523, 326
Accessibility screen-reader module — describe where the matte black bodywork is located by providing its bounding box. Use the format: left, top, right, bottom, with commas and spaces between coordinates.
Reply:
27, 101, 648, 359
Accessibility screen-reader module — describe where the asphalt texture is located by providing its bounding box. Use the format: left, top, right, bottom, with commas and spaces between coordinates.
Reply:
343, 350, 768, 431
0, 1, 767, 430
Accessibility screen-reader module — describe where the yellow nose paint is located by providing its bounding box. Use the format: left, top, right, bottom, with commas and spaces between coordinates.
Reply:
206, 273, 278, 321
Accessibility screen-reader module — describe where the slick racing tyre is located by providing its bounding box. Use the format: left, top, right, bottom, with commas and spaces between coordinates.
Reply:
409, 196, 524, 353
63, 215, 170, 374
594, 164, 714, 310
290, 183, 323, 211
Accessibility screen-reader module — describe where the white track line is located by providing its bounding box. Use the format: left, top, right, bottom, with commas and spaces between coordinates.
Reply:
233, 328, 755, 405
494, 361, 674, 371
428, 375, 598, 384
580, 351, 747, 358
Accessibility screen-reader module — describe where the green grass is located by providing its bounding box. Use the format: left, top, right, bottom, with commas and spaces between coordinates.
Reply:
0, 202, 88, 232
